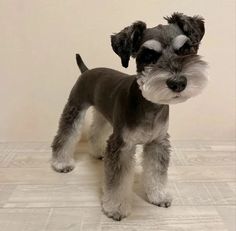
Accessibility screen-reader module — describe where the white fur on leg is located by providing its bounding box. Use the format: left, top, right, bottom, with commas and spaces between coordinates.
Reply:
102, 179, 133, 221
51, 110, 86, 173
102, 146, 135, 221
142, 144, 172, 207
142, 167, 172, 207
89, 108, 112, 159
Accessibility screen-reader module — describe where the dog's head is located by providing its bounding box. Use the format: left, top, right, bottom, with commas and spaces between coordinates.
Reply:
111, 13, 208, 104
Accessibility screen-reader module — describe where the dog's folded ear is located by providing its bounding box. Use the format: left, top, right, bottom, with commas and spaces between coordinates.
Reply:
111, 21, 146, 68
164, 12, 205, 53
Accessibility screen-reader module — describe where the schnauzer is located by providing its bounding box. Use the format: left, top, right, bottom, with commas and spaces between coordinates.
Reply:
51, 13, 208, 221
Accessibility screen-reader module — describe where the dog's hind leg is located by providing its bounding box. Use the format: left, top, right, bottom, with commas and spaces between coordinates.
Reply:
88, 108, 112, 159
51, 101, 88, 173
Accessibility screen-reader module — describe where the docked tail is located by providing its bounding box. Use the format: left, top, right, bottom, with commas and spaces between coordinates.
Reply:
76, 53, 88, 73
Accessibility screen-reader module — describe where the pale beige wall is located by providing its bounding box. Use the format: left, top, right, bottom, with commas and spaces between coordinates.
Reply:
0, 0, 235, 142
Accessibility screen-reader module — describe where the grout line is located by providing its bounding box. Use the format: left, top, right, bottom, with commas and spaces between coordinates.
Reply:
42, 208, 53, 231
0, 205, 235, 209
0, 180, 235, 186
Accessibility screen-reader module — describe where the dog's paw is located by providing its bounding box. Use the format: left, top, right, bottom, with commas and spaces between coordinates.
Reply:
51, 159, 75, 173
102, 209, 126, 221
146, 190, 172, 208
90, 151, 104, 160
101, 196, 131, 221
89, 145, 106, 160
156, 201, 172, 208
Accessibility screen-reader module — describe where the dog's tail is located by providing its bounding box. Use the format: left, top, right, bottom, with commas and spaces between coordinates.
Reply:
76, 53, 89, 73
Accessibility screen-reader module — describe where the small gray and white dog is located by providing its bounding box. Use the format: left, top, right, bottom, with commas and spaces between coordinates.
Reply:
51, 13, 208, 221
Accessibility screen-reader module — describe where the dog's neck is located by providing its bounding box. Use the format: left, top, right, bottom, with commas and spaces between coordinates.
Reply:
129, 75, 163, 109
124, 75, 169, 128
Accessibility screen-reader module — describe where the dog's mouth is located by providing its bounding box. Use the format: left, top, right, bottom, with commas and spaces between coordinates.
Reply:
173, 94, 181, 99
161, 94, 189, 104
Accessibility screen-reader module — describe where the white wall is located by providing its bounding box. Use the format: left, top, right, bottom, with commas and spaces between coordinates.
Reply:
0, 0, 235, 142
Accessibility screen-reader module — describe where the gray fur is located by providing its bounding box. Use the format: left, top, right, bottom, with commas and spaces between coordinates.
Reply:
51, 102, 88, 172
143, 135, 172, 207
51, 13, 208, 221
102, 139, 135, 220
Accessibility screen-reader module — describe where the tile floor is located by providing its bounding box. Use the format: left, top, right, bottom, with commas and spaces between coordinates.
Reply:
0, 141, 235, 231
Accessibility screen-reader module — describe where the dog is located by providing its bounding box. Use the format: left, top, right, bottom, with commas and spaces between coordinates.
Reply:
51, 13, 208, 221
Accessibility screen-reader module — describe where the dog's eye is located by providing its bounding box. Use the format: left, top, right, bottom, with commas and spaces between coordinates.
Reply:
175, 42, 197, 56
175, 42, 191, 55
138, 48, 161, 65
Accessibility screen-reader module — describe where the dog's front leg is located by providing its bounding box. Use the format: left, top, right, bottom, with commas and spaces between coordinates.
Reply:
142, 135, 172, 207
102, 133, 135, 221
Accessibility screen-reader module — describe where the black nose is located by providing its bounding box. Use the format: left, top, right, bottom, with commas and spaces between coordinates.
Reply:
166, 76, 187, 92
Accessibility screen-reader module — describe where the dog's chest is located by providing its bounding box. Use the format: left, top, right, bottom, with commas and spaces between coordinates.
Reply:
123, 112, 168, 145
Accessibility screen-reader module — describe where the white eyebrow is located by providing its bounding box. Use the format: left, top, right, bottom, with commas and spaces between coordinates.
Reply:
172, 35, 189, 50
142, 40, 162, 52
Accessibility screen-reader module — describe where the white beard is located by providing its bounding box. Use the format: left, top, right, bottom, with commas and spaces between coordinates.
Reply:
137, 59, 208, 105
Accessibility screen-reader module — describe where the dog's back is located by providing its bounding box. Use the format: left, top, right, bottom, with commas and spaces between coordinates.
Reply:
72, 55, 136, 122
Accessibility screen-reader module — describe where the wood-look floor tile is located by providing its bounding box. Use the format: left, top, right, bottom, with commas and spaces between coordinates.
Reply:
0, 208, 50, 231
0, 141, 235, 231
216, 206, 236, 231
